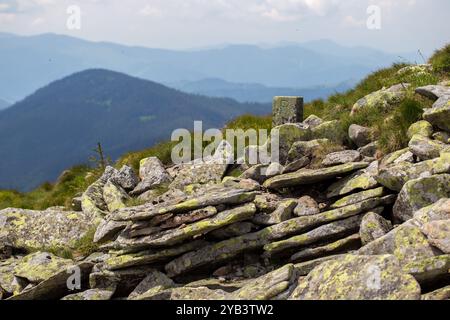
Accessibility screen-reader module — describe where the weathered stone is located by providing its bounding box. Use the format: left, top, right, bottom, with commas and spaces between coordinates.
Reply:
252, 200, 297, 225
13, 252, 73, 283
293, 196, 319, 217
103, 180, 129, 212
433, 131, 450, 143
293, 255, 344, 276
275, 123, 312, 163
408, 134, 450, 160
407, 120, 433, 139
422, 285, 450, 300
287, 139, 330, 163
110, 165, 139, 191
61, 289, 114, 300
403, 255, 450, 285
228, 264, 295, 300
93, 219, 128, 243
358, 141, 378, 158
240, 164, 269, 184
348, 124, 371, 148
360, 211, 392, 245
209, 222, 254, 240
376, 152, 450, 192
415, 85, 450, 100
327, 161, 378, 198
322, 150, 361, 167
358, 222, 438, 266
421, 220, 450, 253
265, 162, 284, 178
290, 254, 420, 300
263, 215, 363, 257
112, 203, 256, 251
112, 187, 257, 221
351, 83, 410, 115
393, 174, 450, 222
9, 261, 93, 300
253, 193, 282, 213
133, 286, 227, 300
282, 156, 310, 174
397, 64, 432, 76
0, 257, 28, 296
264, 162, 369, 190
159, 206, 217, 229
128, 269, 175, 299
165, 196, 395, 277
272, 96, 303, 127
330, 187, 385, 209
290, 234, 361, 263
423, 96, 450, 132
131, 157, 172, 196
81, 166, 117, 217
311, 120, 346, 144
303, 114, 323, 128
104, 240, 208, 270
0, 207, 98, 251
413, 198, 450, 225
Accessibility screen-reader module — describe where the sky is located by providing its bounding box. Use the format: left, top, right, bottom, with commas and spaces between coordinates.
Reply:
0, 0, 449, 53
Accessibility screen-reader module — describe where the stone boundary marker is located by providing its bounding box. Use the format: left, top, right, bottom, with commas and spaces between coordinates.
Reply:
272, 96, 304, 126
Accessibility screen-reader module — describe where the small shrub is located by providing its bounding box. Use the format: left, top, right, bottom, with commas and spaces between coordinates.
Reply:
430, 44, 450, 73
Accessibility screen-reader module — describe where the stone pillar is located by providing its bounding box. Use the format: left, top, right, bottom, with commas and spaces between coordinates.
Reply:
272, 96, 304, 127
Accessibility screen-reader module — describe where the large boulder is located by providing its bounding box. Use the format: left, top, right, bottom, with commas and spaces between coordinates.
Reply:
0, 207, 97, 251
423, 96, 450, 132
415, 85, 450, 101
290, 254, 421, 300
348, 124, 372, 148
393, 174, 450, 222
408, 134, 450, 160
322, 150, 361, 167
421, 220, 450, 253
81, 166, 117, 217
359, 211, 392, 245
287, 139, 330, 163
351, 83, 410, 115
407, 120, 433, 139
311, 120, 346, 144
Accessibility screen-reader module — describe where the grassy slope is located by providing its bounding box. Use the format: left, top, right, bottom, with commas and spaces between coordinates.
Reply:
1, 44, 448, 211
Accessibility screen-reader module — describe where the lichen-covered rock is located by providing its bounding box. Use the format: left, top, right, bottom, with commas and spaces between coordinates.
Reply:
132, 286, 227, 300
351, 83, 410, 115
413, 198, 450, 225
103, 180, 130, 212
403, 255, 450, 285
421, 220, 450, 253
397, 64, 432, 77
303, 114, 323, 128
240, 164, 269, 183
264, 162, 368, 189
128, 269, 175, 299
61, 289, 114, 300
359, 211, 392, 245
415, 85, 450, 100
290, 254, 421, 300
376, 152, 450, 192
311, 120, 346, 144
93, 219, 128, 244
287, 138, 329, 163
422, 285, 450, 300
408, 134, 450, 160
293, 196, 319, 216
290, 234, 361, 263
228, 264, 295, 300
265, 162, 284, 177
330, 187, 385, 209
263, 215, 363, 257
322, 150, 361, 167
272, 96, 303, 127
81, 166, 117, 217
110, 165, 139, 191
209, 222, 254, 240
0, 257, 27, 296
407, 120, 433, 139
0, 207, 98, 251
348, 124, 371, 148
253, 200, 297, 225
433, 131, 450, 144
274, 123, 312, 163
358, 141, 379, 158
131, 157, 172, 196
358, 223, 438, 266
423, 96, 450, 132
282, 156, 310, 174
393, 174, 450, 222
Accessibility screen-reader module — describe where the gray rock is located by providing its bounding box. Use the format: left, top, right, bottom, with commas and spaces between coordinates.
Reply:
422, 285, 450, 300
293, 196, 319, 216
272, 96, 304, 127
265, 162, 284, 177
423, 95, 450, 132
131, 157, 172, 196
359, 211, 392, 245
358, 141, 378, 158
103, 180, 130, 212
240, 164, 269, 183
209, 222, 254, 240
348, 124, 371, 147
303, 114, 323, 128
415, 85, 450, 100
128, 269, 175, 299
407, 120, 433, 139
433, 131, 450, 143
93, 219, 128, 243
274, 123, 312, 164
393, 174, 450, 222
421, 220, 450, 253
311, 120, 346, 144
403, 255, 450, 285
413, 198, 450, 224
282, 156, 310, 174
287, 138, 329, 163
330, 187, 385, 209
110, 165, 139, 191
290, 254, 420, 300
408, 134, 450, 160
253, 199, 297, 225
61, 289, 114, 300
322, 150, 361, 166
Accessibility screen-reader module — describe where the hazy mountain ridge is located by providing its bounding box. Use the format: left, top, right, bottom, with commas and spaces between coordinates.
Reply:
0, 69, 270, 191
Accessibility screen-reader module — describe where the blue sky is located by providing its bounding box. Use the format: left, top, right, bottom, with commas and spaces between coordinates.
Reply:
0, 0, 449, 53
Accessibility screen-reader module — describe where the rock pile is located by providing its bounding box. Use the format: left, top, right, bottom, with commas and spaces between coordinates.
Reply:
1, 84, 450, 300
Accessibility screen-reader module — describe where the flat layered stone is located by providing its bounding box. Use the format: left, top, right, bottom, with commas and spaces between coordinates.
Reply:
61, 289, 114, 300
423, 96, 450, 132
421, 220, 450, 253
408, 134, 450, 160
81, 166, 117, 217
128, 269, 175, 299
403, 255, 450, 285
293, 196, 319, 216
252, 200, 297, 225
165, 196, 395, 277
263, 215, 363, 257
290, 234, 361, 263
112, 203, 256, 251
290, 254, 420, 300
132, 286, 227, 300
264, 162, 369, 189
330, 187, 385, 209
294, 255, 344, 276
422, 285, 450, 300
159, 206, 218, 229
322, 150, 361, 166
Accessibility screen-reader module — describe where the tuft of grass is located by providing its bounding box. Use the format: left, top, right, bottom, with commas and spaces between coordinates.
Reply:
430, 44, 450, 74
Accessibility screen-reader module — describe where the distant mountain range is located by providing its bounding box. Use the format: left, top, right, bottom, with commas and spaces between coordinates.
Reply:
167, 78, 356, 103
0, 33, 418, 103
0, 69, 270, 191
0, 98, 10, 111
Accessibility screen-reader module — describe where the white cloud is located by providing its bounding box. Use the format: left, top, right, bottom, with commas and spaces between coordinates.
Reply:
139, 5, 162, 17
